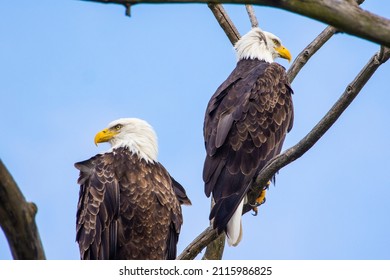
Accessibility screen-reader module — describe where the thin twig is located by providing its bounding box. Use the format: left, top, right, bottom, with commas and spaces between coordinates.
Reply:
124, 3, 132, 16
287, 26, 337, 83
245, 5, 259, 28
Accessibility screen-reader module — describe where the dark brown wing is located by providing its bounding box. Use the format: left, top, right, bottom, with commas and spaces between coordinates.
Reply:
75, 153, 120, 260
203, 59, 294, 234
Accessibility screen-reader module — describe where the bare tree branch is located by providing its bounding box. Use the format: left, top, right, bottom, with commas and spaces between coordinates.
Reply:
124, 3, 132, 16
201, 234, 225, 260
200, 199, 226, 260
245, 5, 258, 28
286, 0, 366, 77
287, 26, 337, 83
0, 159, 46, 259
177, 226, 218, 260
208, 3, 240, 45
80, 0, 390, 48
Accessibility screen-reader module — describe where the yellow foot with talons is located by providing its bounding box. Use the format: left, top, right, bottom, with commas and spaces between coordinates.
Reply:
256, 188, 267, 205
251, 181, 270, 216
251, 190, 266, 216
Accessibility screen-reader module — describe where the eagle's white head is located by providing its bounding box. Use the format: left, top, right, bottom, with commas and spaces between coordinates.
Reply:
94, 118, 158, 163
234, 27, 292, 63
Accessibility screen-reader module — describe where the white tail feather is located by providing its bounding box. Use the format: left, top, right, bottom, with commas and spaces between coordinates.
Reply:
226, 198, 244, 246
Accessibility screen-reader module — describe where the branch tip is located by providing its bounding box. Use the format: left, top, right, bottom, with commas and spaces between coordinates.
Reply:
245, 5, 259, 28
124, 3, 131, 17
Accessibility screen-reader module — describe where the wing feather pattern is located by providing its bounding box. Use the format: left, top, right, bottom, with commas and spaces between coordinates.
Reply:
75, 153, 119, 260
203, 59, 294, 237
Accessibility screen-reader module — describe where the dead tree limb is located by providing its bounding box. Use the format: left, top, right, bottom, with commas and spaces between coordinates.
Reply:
0, 159, 46, 259
200, 200, 226, 260
245, 5, 258, 28
208, 3, 240, 45
287, 26, 337, 83
80, 0, 390, 48
177, 225, 218, 260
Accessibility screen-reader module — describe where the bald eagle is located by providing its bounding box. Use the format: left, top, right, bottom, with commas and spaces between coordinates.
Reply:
203, 28, 294, 246
75, 118, 191, 259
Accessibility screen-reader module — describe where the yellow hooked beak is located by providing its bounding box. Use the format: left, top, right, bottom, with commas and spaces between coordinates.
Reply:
94, 128, 118, 146
275, 45, 292, 62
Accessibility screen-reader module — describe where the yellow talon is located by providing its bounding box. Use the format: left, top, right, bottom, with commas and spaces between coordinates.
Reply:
251, 184, 269, 216
256, 189, 267, 206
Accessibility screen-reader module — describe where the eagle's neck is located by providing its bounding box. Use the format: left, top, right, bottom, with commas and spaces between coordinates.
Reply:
109, 133, 158, 164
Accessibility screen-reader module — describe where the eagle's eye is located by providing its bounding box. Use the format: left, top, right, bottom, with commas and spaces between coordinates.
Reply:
113, 124, 122, 130
272, 39, 281, 47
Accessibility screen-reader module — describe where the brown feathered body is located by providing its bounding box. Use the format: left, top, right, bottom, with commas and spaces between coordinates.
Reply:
76, 147, 190, 260
203, 58, 294, 243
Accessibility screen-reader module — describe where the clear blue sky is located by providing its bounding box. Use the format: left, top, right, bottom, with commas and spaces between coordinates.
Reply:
1, 1, 389, 260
